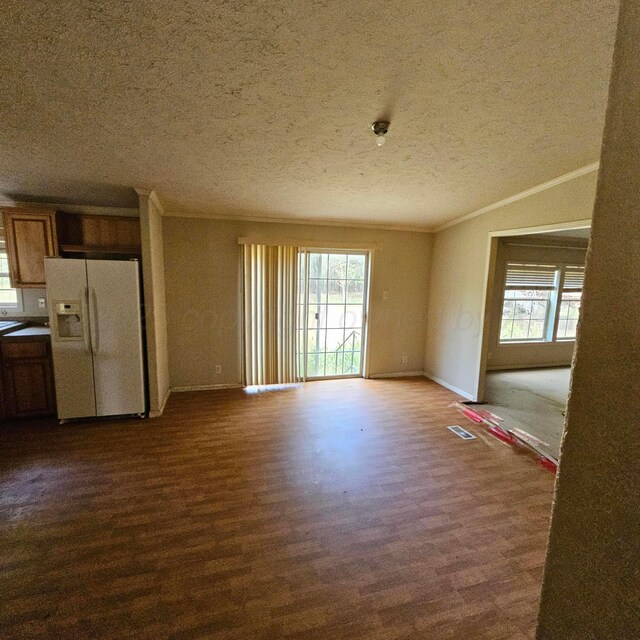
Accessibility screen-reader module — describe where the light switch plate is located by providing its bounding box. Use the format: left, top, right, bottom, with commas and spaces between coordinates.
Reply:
38, 297, 47, 308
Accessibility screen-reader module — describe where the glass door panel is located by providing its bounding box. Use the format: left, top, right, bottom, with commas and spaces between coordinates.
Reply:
298, 250, 369, 379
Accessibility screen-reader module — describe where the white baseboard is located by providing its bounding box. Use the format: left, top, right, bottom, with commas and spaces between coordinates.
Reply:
423, 373, 475, 401
148, 386, 171, 418
170, 376, 476, 403
369, 371, 425, 379
171, 383, 244, 393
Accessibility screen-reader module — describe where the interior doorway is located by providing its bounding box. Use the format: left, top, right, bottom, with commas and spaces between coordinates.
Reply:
297, 250, 370, 380
476, 225, 591, 459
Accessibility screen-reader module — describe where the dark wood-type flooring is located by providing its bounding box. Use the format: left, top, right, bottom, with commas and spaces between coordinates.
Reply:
1, 378, 555, 639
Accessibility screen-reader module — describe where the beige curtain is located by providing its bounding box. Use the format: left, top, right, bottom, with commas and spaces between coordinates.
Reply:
243, 244, 299, 386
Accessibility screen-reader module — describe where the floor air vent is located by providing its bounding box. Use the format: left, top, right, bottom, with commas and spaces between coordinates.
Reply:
447, 425, 476, 440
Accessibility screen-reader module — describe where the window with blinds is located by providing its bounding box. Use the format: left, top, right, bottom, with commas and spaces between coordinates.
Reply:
556, 266, 585, 339
500, 263, 558, 342
0, 227, 20, 308
562, 266, 585, 290
504, 263, 558, 290
499, 261, 585, 344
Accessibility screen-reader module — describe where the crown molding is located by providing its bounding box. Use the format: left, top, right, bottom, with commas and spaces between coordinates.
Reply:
134, 188, 165, 215
162, 208, 433, 233
432, 161, 600, 233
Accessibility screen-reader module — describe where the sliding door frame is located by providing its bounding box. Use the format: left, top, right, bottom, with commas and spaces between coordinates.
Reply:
298, 248, 372, 382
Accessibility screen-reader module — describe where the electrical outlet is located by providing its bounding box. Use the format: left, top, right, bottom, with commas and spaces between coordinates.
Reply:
383, 290, 389, 300
402, 355, 408, 364
215, 365, 222, 374
38, 297, 47, 309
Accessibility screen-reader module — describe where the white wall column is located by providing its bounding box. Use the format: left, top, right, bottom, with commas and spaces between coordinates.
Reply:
136, 188, 170, 417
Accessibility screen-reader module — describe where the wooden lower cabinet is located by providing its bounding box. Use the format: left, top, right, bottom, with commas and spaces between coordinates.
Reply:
0, 373, 5, 419
1, 338, 56, 418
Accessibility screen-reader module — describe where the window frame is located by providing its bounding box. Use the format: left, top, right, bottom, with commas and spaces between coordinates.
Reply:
553, 265, 584, 342
498, 262, 582, 346
499, 263, 559, 344
0, 229, 24, 313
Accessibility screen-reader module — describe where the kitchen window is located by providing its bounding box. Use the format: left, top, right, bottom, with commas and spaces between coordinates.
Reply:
499, 262, 583, 344
0, 230, 22, 311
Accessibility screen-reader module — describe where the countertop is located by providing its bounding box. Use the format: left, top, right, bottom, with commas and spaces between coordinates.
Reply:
2, 326, 51, 339
0, 321, 27, 335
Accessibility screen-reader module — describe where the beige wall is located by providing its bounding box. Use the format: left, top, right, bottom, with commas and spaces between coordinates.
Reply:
163, 217, 431, 389
139, 190, 170, 416
537, 2, 639, 637
486, 237, 588, 370
424, 170, 598, 400
14, 288, 48, 318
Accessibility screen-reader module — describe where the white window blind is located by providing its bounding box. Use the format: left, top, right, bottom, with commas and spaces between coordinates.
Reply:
563, 266, 585, 290
504, 263, 558, 290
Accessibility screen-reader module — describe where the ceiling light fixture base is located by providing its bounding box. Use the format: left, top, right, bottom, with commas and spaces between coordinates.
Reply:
371, 121, 390, 136
372, 121, 390, 146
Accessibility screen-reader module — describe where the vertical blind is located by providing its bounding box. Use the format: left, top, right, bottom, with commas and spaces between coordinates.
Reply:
243, 244, 299, 386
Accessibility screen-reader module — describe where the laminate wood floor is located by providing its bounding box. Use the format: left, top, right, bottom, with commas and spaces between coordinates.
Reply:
1, 377, 555, 639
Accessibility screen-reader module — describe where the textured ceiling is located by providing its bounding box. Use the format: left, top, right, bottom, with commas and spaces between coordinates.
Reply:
0, 1, 619, 228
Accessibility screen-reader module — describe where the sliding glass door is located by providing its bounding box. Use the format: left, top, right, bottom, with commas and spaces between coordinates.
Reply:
297, 250, 370, 379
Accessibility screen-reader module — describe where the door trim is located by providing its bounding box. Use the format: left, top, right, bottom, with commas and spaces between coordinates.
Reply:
298, 248, 371, 381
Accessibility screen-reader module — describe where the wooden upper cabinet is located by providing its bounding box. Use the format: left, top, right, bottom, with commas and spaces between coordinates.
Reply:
56, 212, 141, 255
2, 209, 58, 288
1, 208, 141, 288
82, 215, 141, 249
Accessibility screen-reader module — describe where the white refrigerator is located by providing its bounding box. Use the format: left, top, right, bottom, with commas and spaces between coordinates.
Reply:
45, 258, 146, 421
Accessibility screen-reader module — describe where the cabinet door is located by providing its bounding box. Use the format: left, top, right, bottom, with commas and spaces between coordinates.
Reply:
3, 356, 55, 417
0, 370, 5, 419
81, 215, 141, 249
2, 210, 58, 287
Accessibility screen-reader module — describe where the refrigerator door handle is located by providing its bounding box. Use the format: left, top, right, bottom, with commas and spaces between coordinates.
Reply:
82, 286, 92, 354
90, 287, 100, 356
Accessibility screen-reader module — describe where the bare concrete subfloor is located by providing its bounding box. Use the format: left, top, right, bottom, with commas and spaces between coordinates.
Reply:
482, 367, 571, 459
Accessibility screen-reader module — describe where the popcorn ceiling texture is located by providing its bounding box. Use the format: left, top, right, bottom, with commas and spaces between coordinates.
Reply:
536, 1, 640, 637
0, 1, 618, 227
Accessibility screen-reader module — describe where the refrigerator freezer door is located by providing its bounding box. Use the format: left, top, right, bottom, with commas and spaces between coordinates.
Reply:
86, 260, 145, 416
45, 258, 97, 419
